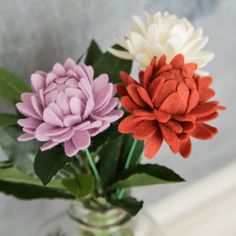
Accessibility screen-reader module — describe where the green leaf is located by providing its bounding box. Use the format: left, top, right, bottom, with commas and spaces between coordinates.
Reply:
109, 197, 143, 216
34, 146, 71, 185
0, 126, 40, 176
62, 174, 94, 199
98, 136, 124, 187
108, 164, 185, 190
93, 44, 132, 84
85, 40, 102, 66
0, 167, 73, 199
0, 161, 12, 169
0, 68, 30, 104
76, 53, 85, 64
0, 114, 18, 127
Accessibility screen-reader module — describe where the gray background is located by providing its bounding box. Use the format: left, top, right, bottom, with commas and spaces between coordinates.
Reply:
0, 0, 235, 235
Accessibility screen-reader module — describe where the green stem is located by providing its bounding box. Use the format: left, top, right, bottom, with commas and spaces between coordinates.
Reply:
116, 140, 138, 200
84, 149, 101, 188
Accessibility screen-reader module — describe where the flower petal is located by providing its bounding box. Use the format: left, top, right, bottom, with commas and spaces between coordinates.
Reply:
144, 130, 163, 159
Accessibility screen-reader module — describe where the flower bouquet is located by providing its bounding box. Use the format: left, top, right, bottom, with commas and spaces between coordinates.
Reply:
0, 11, 224, 236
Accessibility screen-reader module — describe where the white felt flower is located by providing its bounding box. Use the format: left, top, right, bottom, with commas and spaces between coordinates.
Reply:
109, 11, 214, 70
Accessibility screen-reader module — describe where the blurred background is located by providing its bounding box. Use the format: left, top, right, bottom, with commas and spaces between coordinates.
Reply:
0, 0, 235, 235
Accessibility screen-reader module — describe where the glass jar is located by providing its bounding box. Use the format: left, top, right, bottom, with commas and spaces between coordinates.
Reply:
37, 200, 166, 236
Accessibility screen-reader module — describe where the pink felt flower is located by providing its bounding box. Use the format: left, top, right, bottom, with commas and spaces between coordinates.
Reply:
16, 58, 123, 157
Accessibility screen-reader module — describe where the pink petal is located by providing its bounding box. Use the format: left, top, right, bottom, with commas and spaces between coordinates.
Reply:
64, 58, 76, 71
47, 103, 64, 120
67, 69, 78, 78
45, 90, 58, 105
53, 63, 66, 77
75, 121, 91, 130
82, 97, 95, 119
64, 139, 79, 157
16, 103, 40, 120
89, 122, 110, 137
72, 130, 91, 150
92, 74, 109, 93
75, 65, 89, 80
17, 118, 41, 129
52, 129, 74, 142
64, 115, 81, 127
65, 87, 84, 99
95, 97, 119, 115
46, 72, 57, 86
94, 83, 113, 110
41, 141, 59, 151
70, 97, 83, 115
17, 133, 35, 141
77, 120, 102, 130
31, 73, 45, 91
65, 78, 78, 87
79, 78, 93, 99
31, 96, 43, 118
23, 127, 35, 134
39, 89, 45, 107
35, 123, 51, 141
21, 93, 33, 104
80, 64, 94, 82
56, 92, 70, 115
91, 110, 124, 122
43, 107, 64, 127
44, 82, 56, 93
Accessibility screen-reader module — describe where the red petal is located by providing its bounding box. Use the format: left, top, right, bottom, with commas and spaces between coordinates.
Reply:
190, 102, 217, 118
120, 71, 135, 86
181, 63, 197, 78
121, 96, 140, 112
182, 122, 195, 133
170, 142, 180, 154
116, 84, 127, 96
199, 88, 215, 102
137, 87, 154, 108
170, 54, 184, 68
177, 83, 190, 113
199, 76, 213, 88
184, 78, 197, 90
133, 110, 156, 121
154, 110, 171, 122
118, 115, 140, 134
133, 120, 157, 140
156, 55, 167, 70
174, 114, 196, 122
155, 80, 177, 107
190, 123, 217, 140
141, 58, 156, 87
159, 92, 181, 114
179, 138, 192, 158
160, 124, 178, 146
149, 77, 165, 101
144, 130, 163, 159
178, 133, 189, 141
197, 112, 219, 122
186, 88, 199, 113
165, 120, 183, 134
157, 64, 172, 75
127, 85, 147, 107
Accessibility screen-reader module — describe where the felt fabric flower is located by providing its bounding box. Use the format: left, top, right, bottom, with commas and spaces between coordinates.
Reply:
16, 58, 123, 157
109, 11, 214, 71
118, 54, 224, 159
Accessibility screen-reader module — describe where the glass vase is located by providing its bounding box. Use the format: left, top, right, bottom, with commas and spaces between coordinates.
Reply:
37, 200, 166, 236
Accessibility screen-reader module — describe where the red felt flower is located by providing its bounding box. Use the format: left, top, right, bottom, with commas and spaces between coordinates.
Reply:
117, 54, 225, 159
